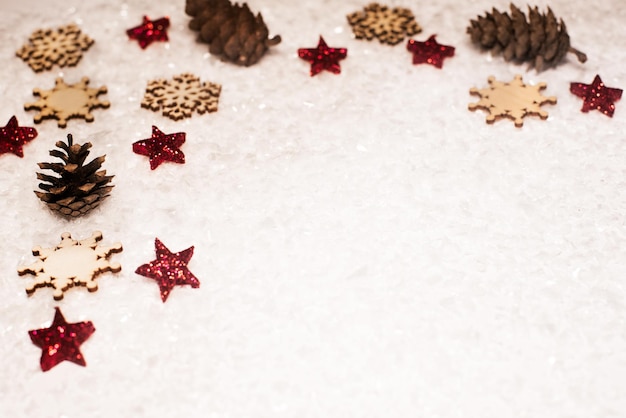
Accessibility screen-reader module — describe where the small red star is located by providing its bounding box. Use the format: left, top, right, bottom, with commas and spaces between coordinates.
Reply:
136, 238, 200, 302
570, 75, 622, 117
28, 307, 95, 372
298, 36, 347, 76
407, 35, 455, 69
0, 116, 37, 157
132, 125, 185, 170
127, 16, 170, 49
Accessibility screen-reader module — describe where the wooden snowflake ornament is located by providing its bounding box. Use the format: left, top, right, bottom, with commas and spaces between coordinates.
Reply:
468, 75, 556, 127
18, 231, 122, 300
347, 3, 421, 45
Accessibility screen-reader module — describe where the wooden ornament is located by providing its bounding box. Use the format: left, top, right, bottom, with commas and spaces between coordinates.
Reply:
347, 3, 422, 45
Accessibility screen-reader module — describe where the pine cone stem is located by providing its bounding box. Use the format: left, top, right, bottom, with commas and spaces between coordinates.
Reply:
569, 46, 587, 63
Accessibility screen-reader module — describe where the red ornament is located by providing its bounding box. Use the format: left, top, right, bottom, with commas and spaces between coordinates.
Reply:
127, 16, 170, 49
132, 125, 185, 170
570, 74, 622, 117
135, 238, 200, 302
407, 35, 455, 68
0, 116, 37, 157
298, 36, 347, 76
28, 307, 95, 372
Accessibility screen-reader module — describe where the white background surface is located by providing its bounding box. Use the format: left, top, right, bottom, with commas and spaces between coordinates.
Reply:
1, 0, 625, 416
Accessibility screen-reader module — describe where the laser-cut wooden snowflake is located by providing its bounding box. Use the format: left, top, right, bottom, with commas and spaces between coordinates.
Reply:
468, 75, 557, 127
347, 3, 421, 45
18, 231, 122, 300
16, 23, 94, 72
141, 73, 221, 121
24, 77, 110, 128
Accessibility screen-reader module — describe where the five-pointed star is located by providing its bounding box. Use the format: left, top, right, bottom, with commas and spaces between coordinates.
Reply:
570, 74, 622, 117
298, 36, 347, 76
135, 238, 200, 302
132, 125, 185, 170
0, 116, 37, 158
28, 307, 95, 372
127, 16, 170, 49
407, 35, 455, 69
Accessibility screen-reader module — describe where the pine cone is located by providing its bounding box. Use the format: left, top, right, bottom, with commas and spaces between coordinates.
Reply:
467, 4, 587, 71
35, 134, 114, 217
186, 0, 281, 66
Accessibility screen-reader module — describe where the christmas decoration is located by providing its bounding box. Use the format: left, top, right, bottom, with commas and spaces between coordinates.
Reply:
570, 75, 622, 117
132, 126, 186, 170
127, 16, 170, 49
186, 0, 281, 66
347, 3, 421, 45
16, 23, 94, 72
24, 77, 110, 128
0, 116, 37, 158
298, 36, 347, 76
28, 307, 95, 372
136, 238, 200, 302
35, 134, 114, 217
467, 4, 587, 71
141, 73, 221, 121
468, 75, 557, 127
18, 231, 123, 300
407, 35, 455, 68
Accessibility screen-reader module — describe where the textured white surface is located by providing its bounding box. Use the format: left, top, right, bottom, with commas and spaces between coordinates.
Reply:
1, 0, 625, 416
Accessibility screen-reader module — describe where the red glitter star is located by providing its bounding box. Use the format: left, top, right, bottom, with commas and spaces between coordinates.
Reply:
298, 36, 347, 76
136, 238, 200, 302
407, 35, 455, 69
0, 116, 37, 158
28, 307, 95, 372
132, 125, 185, 170
570, 75, 622, 117
127, 16, 170, 49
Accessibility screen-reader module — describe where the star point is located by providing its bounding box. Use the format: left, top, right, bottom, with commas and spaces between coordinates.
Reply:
28, 307, 95, 372
570, 74, 622, 117
132, 125, 185, 170
407, 35, 455, 69
298, 36, 347, 76
0, 116, 37, 157
136, 238, 200, 302
127, 16, 170, 49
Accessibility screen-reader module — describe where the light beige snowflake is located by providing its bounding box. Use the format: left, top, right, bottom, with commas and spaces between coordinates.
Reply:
16, 23, 94, 72
24, 77, 110, 128
18, 231, 122, 300
347, 3, 421, 45
468, 75, 557, 127
141, 73, 222, 121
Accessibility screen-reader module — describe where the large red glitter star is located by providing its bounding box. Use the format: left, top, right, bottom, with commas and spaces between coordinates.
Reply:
0, 116, 37, 157
407, 35, 455, 69
28, 307, 95, 372
132, 125, 185, 170
136, 238, 200, 302
127, 16, 170, 49
570, 74, 622, 117
298, 36, 347, 76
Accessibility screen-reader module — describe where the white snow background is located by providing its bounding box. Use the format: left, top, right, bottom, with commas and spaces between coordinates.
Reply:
0, 0, 625, 417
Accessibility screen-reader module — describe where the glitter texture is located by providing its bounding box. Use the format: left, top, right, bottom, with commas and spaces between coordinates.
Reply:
135, 238, 200, 302
570, 74, 623, 117
132, 125, 185, 170
298, 36, 347, 76
0, 116, 37, 157
407, 35, 455, 68
126, 16, 170, 49
28, 307, 95, 372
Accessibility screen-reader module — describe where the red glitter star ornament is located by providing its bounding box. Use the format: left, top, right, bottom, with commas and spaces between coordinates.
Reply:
407, 35, 455, 69
570, 75, 622, 117
28, 307, 95, 372
132, 125, 185, 170
136, 238, 200, 302
0, 116, 37, 157
127, 16, 170, 49
298, 36, 347, 76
